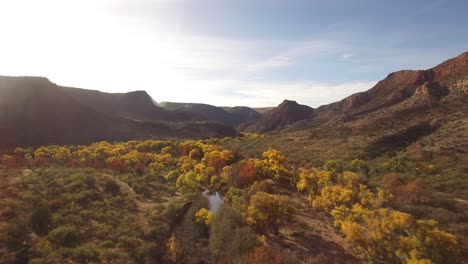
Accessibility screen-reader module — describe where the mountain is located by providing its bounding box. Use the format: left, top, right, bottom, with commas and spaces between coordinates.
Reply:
241, 100, 314, 133
0, 76, 240, 148
62, 87, 198, 122
313, 52, 467, 121
159, 102, 262, 126
247, 51, 468, 165
241, 52, 467, 135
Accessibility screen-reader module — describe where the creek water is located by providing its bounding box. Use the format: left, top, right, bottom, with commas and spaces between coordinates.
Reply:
203, 190, 223, 213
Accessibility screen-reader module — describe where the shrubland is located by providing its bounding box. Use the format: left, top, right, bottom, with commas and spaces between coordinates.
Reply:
0, 135, 463, 263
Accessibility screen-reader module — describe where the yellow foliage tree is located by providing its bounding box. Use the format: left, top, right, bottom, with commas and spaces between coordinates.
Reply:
53, 147, 72, 163
246, 192, 293, 235
195, 208, 213, 225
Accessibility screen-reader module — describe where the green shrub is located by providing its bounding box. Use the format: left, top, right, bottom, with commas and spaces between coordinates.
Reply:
48, 225, 79, 247
210, 206, 258, 262
99, 240, 115, 248
5, 219, 30, 251
73, 243, 99, 263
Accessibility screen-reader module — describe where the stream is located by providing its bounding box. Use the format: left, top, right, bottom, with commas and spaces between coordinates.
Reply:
203, 190, 223, 213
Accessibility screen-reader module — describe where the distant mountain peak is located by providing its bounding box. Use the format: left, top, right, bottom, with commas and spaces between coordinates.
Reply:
126, 90, 149, 95
121, 90, 154, 104
278, 99, 300, 107
241, 100, 314, 133
280, 99, 298, 104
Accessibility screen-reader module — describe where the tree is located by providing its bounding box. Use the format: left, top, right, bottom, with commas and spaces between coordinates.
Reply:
262, 148, 285, 165
176, 170, 200, 190
349, 159, 369, 178
340, 208, 413, 263
312, 185, 354, 212
149, 161, 164, 175
165, 170, 180, 181
34, 146, 51, 166
256, 149, 288, 181
296, 168, 332, 195
204, 150, 228, 175
247, 245, 285, 264
381, 173, 424, 205
31, 206, 52, 236
177, 156, 197, 173
189, 149, 202, 160
400, 220, 458, 264
108, 145, 127, 157
247, 192, 293, 235
298, 161, 460, 264
161, 146, 174, 155
106, 157, 127, 172
220, 166, 233, 185
194, 208, 213, 225
160, 153, 174, 166
323, 159, 343, 173
381, 173, 403, 194
238, 159, 258, 187
405, 178, 424, 204
75, 148, 93, 166
104, 180, 120, 196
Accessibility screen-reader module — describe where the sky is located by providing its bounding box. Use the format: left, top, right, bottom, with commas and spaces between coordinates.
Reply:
0, 0, 467, 107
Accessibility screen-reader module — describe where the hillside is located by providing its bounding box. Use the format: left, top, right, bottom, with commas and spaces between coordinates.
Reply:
312, 52, 467, 121
63, 87, 198, 122
232, 52, 468, 163
240, 52, 467, 135
0, 76, 240, 148
220, 52, 468, 259
223, 106, 263, 123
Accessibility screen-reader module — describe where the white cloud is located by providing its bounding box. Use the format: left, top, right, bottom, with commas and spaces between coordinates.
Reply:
150, 78, 377, 107
342, 53, 354, 60
246, 40, 337, 72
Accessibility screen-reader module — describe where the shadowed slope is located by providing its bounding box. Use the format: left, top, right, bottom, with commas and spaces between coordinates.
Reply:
0, 76, 240, 147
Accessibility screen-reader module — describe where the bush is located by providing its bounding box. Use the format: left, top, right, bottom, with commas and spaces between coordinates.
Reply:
5, 219, 30, 251
73, 244, 99, 263
210, 206, 258, 262
48, 225, 79, 247
99, 240, 114, 248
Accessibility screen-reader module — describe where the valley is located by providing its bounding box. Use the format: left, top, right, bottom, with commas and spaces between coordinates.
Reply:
0, 52, 467, 263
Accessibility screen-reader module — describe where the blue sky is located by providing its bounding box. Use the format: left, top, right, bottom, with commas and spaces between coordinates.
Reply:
0, 0, 467, 106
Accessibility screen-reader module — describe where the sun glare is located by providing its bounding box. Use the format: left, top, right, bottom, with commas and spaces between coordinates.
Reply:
0, 0, 189, 100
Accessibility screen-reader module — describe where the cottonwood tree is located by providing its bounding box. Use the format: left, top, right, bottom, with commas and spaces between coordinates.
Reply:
246, 192, 293, 235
